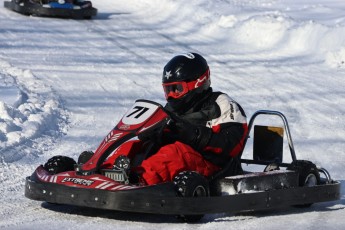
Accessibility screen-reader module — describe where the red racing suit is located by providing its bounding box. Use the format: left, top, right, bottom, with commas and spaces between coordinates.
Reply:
107, 90, 248, 185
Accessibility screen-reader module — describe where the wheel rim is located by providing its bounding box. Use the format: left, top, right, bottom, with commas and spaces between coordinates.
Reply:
304, 173, 317, 187
192, 185, 207, 197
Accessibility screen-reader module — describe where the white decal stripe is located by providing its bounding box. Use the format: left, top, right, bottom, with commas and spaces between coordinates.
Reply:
108, 133, 123, 142
108, 185, 137, 190
59, 173, 71, 176
119, 186, 136, 190
100, 183, 115, 189
110, 185, 125, 190
90, 177, 108, 182
95, 182, 109, 189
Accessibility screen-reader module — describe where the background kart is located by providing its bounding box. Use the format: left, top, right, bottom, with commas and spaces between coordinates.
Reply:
4, 0, 97, 19
25, 99, 341, 222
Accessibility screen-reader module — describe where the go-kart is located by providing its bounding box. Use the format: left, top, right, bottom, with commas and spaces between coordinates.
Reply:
4, 0, 97, 19
25, 99, 341, 222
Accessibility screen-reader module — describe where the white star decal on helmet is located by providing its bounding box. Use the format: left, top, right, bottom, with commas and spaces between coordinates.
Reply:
165, 70, 172, 79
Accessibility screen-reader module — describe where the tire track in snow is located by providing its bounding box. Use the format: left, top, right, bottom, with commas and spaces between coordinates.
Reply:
76, 16, 250, 106
78, 20, 152, 63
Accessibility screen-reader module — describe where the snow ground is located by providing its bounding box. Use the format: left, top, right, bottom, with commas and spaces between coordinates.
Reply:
0, 0, 344, 229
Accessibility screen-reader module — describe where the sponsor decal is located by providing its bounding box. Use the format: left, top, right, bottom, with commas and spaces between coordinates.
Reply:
194, 76, 207, 88
61, 177, 94, 186
230, 103, 234, 120
119, 124, 130, 130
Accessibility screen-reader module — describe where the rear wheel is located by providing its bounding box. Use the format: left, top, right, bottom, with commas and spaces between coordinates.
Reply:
288, 160, 320, 207
173, 171, 209, 222
304, 173, 318, 187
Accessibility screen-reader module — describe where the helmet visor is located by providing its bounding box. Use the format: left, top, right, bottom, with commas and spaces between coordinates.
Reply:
162, 68, 210, 100
163, 82, 189, 99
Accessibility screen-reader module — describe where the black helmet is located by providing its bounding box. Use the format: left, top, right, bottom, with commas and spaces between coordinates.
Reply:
162, 53, 211, 113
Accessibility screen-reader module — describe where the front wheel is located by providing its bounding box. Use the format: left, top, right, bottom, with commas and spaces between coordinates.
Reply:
173, 171, 209, 222
43, 155, 76, 175
77, 151, 94, 164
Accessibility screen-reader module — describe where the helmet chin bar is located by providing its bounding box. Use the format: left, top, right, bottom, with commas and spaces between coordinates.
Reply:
167, 90, 199, 114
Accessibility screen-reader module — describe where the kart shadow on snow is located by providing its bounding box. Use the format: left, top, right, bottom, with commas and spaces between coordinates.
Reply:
41, 202, 179, 223
40, 180, 345, 223
92, 12, 130, 20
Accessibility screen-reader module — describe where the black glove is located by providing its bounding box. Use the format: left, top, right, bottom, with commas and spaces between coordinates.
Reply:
138, 121, 165, 143
169, 118, 212, 151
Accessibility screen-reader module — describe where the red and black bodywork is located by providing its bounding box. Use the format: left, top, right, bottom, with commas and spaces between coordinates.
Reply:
25, 100, 341, 220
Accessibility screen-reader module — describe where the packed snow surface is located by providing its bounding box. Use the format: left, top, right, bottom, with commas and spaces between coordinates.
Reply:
0, 0, 344, 229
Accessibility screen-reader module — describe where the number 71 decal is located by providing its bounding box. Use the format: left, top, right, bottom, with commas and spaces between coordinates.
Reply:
126, 106, 149, 119
121, 101, 159, 125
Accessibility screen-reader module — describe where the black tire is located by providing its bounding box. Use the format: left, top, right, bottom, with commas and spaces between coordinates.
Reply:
43, 156, 76, 175
173, 171, 209, 222
77, 151, 94, 164
288, 160, 320, 207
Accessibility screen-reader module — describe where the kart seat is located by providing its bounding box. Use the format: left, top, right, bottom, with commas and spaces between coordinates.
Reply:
210, 125, 284, 181
252, 125, 284, 164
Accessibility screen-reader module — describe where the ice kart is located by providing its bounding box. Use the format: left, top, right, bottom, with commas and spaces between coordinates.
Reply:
25, 99, 341, 222
4, 0, 97, 19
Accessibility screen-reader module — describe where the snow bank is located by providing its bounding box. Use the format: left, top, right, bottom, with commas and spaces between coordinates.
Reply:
0, 60, 68, 162
325, 47, 345, 68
